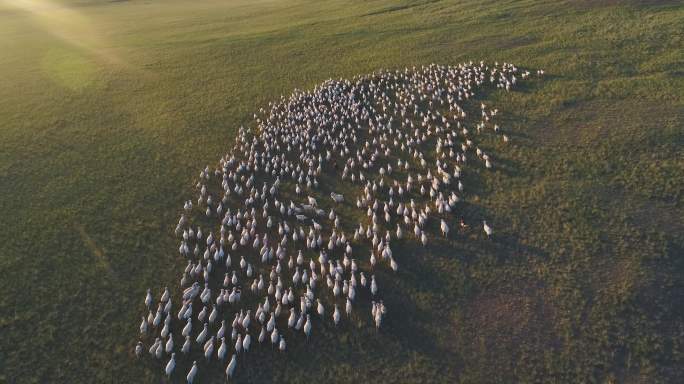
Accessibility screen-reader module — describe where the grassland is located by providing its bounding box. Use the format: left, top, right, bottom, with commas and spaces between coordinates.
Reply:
0, 0, 682, 382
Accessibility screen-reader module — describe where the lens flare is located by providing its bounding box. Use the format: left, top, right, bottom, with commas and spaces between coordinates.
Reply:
3, 0, 130, 74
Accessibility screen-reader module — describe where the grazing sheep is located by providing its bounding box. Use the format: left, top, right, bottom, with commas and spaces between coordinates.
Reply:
136, 62, 537, 380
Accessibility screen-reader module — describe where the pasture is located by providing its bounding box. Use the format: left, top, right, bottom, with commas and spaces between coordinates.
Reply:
0, 0, 682, 383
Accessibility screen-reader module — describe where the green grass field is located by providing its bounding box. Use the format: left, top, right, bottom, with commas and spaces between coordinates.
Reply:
1, 0, 682, 382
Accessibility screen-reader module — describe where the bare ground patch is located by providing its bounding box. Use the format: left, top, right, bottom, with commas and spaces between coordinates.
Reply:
456, 281, 560, 379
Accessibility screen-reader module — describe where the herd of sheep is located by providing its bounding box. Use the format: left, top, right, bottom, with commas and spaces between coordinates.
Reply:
136, 62, 541, 382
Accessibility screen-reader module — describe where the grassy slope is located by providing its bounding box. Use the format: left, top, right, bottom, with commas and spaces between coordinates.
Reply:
0, 0, 682, 382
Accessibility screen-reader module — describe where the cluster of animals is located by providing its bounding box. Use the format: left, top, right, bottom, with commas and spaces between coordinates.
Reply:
135, 62, 541, 382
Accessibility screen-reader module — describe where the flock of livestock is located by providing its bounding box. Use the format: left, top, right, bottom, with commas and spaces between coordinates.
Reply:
135, 62, 541, 382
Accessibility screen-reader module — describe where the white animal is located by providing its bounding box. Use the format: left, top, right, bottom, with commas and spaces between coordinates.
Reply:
186, 361, 198, 383
165, 353, 176, 377
483, 220, 493, 237
226, 354, 237, 378
330, 192, 344, 203
440, 219, 449, 237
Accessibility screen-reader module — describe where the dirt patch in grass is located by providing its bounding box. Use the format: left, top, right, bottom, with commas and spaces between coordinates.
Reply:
532, 99, 679, 146
630, 199, 683, 234
495, 35, 539, 50
457, 281, 560, 379
465, 283, 559, 346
